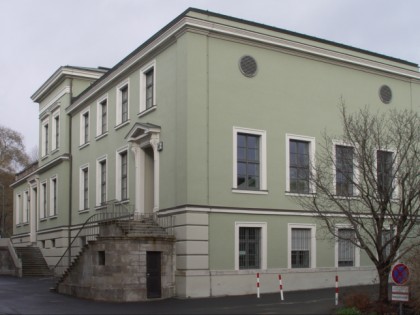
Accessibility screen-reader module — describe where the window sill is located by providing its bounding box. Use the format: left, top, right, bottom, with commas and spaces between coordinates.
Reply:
49, 215, 58, 220
95, 132, 108, 141
39, 218, 47, 222
78, 209, 90, 214
95, 204, 107, 211
138, 106, 157, 117
285, 191, 315, 197
41, 154, 49, 161
115, 120, 130, 130
232, 189, 268, 195
79, 142, 90, 150
50, 148, 59, 155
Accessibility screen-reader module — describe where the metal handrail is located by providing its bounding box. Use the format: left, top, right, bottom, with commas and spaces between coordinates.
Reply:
53, 201, 134, 279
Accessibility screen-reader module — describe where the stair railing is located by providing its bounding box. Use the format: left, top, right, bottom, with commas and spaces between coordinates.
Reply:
53, 200, 134, 279
132, 212, 175, 235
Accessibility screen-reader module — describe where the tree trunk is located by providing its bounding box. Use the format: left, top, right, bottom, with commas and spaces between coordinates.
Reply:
377, 266, 391, 306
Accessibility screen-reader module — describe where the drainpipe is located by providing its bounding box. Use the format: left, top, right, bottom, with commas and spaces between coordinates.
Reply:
67, 78, 73, 267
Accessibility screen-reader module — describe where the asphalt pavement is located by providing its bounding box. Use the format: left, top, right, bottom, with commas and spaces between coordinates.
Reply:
0, 275, 378, 314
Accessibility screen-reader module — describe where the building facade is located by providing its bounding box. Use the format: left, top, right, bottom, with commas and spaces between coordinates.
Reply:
12, 8, 420, 298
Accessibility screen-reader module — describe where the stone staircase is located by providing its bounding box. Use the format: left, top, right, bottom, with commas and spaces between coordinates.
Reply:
15, 246, 52, 276
115, 216, 171, 237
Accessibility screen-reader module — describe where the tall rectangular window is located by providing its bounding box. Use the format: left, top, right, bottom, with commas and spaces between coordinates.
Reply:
145, 69, 154, 110
338, 229, 355, 267
237, 133, 260, 190
40, 182, 47, 219
233, 127, 267, 193
289, 140, 310, 194
79, 166, 89, 210
42, 122, 49, 157
382, 229, 392, 257
50, 177, 57, 216
15, 194, 21, 225
55, 115, 59, 149
377, 150, 393, 199
83, 112, 89, 144
100, 99, 107, 134
336, 145, 354, 196
23, 191, 29, 223
291, 228, 311, 268
52, 110, 60, 151
121, 85, 128, 123
239, 227, 261, 269
121, 151, 128, 200
100, 160, 107, 204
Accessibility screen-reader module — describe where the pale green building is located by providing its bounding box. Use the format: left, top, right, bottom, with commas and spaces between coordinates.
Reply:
11, 8, 420, 299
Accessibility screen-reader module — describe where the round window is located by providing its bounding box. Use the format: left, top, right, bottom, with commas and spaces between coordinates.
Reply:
239, 55, 257, 77
379, 85, 392, 104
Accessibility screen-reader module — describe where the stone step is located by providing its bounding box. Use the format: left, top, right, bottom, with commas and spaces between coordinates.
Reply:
15, 246, 52, 277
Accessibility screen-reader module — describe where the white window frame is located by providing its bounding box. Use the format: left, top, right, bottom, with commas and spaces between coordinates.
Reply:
41, 118, 49, 157
139, 60, 156, 113
39, 180, 47, 219
288, 223, 316, 269
79, 164, 89, 211
51, 110, 60, 151
50, 176, 58, 216
96, 95, 108, 137
23, 190, 29, 223
232, 127, 267, 194
15, 193, 21, 225
116, 79, 130, 126
335, 225, 360, 268
116, 147, 129, 201
286, 134, 316, 195
79, 108, 90, 146
332, 141, 359, 197
96, 155, 108, 206
234, 222, 267, 270
375, 148, 398, 199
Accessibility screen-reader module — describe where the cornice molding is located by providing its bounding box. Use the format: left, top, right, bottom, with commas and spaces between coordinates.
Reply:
67, 12, 420, 114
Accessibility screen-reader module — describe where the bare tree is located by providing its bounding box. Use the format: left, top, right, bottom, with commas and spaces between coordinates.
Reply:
0, 125, 30, 237
0, 125, 29, 172
293, 101, 420, 306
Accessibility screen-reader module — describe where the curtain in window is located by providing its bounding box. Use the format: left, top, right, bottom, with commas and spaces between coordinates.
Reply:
291, 228, 310, 268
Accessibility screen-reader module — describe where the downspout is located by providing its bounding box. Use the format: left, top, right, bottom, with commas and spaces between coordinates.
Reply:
67, 78, 73, 267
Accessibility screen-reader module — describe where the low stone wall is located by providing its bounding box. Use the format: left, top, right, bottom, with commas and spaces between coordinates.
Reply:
0, 238, 22, 277
57, 234, 176, 301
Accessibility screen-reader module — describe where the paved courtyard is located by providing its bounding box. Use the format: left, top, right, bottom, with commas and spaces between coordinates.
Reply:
0, 275, 377, 314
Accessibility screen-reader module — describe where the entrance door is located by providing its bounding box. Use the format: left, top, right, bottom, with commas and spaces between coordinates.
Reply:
146, 251, 161, 298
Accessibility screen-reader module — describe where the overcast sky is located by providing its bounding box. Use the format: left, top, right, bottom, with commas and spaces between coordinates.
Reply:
1, 0, 419, 152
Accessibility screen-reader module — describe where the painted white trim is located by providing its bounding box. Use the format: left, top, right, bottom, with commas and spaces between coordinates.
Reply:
49, 176, 58, 217
115, 147, 129, 202
15, 193, 21, 225
39, 180, 47, 219
68, 15, 420, 115
116, 79, 130, 126
51, 110, 60, 151
285, 134, 316, 194
139, 60, 157, 113
287, 223, 316, 269
39, 86, 70, 116
79, 164, 89, 211
95, 155, 108, 206
79, 107, 90, 146
22, 190, 29, 223
41, 118, 49, 157
232, 126, 267, 191
234, 221, 267, 270
334, 225, 360, 268
332, 141, 360, 196
96, 94, 108, 137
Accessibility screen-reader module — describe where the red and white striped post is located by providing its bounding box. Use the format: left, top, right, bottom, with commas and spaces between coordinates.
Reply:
335, 275, 339, 306
278, 274, 284, 301
256, 272, 260, 298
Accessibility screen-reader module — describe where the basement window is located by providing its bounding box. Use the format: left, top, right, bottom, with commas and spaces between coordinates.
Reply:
98, 251, 105, 265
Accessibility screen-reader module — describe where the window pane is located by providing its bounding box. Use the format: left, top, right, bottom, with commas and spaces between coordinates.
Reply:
338, 229, 355, 267
289, 140, 310, 193
377, 151, 393, 198
291, 228, 310, 268
239, 227, 261, 269
237, 133, 260, 190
